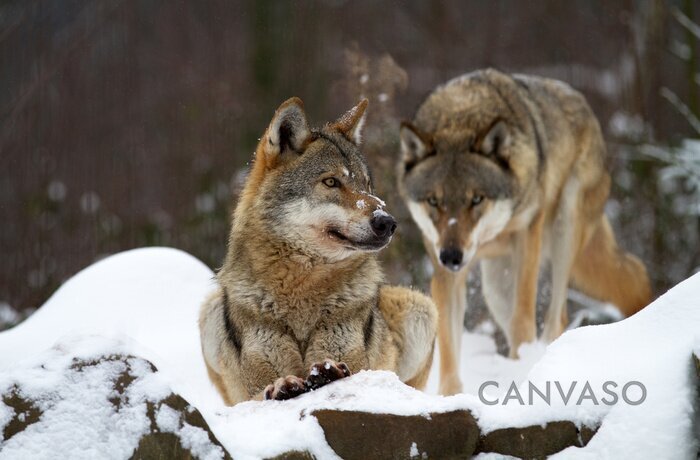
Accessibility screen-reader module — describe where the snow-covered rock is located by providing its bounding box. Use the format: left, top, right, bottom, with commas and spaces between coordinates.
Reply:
0, 247, 698, 459
0, 337, 228, 460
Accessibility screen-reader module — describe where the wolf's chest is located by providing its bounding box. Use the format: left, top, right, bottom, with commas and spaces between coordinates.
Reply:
258, 293, 363, 348
256, 294, 321, 335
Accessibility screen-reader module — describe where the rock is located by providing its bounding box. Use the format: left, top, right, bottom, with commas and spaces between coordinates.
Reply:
1, 339, 610, 459
1, 386, 43, 442
312, 408, 598, 460
266, 451, 315, 460
313, 409, 479, 459
0, 352, 230, 460
476, 421, 596, 459
580, 424, 597, 446
131, 393, 232, 460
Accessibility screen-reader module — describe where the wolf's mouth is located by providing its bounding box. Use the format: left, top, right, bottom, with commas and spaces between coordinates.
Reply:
327, 229, 350, 243
326, 228, 390, 251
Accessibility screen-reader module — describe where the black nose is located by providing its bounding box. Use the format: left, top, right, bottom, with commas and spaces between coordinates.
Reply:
370, 213, 397, 238
439, 248, 463, 271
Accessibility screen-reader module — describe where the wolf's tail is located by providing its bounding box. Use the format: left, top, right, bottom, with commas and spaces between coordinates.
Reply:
570, 215, 652, 316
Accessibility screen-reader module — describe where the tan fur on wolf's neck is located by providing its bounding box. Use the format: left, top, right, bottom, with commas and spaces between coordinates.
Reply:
225, 244, 379, 341
227, 218, 380, 301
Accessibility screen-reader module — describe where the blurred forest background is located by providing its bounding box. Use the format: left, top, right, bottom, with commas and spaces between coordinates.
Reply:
1, 1, 699, 331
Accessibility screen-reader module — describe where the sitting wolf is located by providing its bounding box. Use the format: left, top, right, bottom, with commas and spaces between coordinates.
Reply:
199, 98, 437, 404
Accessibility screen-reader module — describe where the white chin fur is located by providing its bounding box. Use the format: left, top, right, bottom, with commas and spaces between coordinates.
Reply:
406, 200, 442, 258
280, 199, 347, 228
407, 201, 439, 244
407, 198, 512, 268
471, 199, 513, 247
279, 199, 373, 258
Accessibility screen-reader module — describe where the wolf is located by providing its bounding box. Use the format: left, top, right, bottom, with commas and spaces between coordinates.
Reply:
199, 97, 438, 405
398, 69, 651, 395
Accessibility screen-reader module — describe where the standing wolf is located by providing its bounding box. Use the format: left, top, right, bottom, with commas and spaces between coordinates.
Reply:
200, 97, 437, 405
398, 69, 651, 395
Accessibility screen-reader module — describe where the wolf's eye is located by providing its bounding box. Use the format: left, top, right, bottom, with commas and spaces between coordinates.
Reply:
471, 194, 484, 206
427, 196, 439, 207
322, 177, 340, 188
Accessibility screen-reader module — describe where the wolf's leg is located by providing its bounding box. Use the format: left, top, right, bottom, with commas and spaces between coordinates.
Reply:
570, 215, 651, 316
199, 289, 240, 404
200, 289, 265, 404
429, 268, 468, 395
200, 288, 304, 404
205, 361, 233, 406
378, 286, 438, 390
404, 342, 435, 390
542, 178, 583, 343
481, 254, 515, 345
240, 331, 306, 401
509, 211, 545, 358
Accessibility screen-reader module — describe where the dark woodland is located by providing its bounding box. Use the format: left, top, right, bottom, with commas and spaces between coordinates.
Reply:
1, 1, 699, 329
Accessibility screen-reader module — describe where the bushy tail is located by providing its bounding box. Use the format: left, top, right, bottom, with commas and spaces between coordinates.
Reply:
571, 215, 651, 316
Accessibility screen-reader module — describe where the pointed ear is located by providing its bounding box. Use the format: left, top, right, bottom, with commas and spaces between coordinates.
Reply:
478, 120, 510, 156
400, 122, 433, 171
332, 99, 368, 144
264, 97, 311, 166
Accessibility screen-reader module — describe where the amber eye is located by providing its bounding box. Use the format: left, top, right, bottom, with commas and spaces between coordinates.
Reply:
322, 177, 340, 188
471, 194, 484, 206
427, 196, 439, 207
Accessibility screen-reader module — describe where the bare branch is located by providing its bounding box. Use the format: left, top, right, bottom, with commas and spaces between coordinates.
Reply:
672, 6, 700, 41
660, 87, 700, 134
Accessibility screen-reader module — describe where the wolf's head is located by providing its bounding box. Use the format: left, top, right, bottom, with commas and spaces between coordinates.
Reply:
237, 98, 395, 262
398, 81, 531, 272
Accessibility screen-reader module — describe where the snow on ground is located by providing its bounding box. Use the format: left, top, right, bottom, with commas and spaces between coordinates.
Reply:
0, 248, 698, 459
0, 336, 225, 460
0, 248, 221, 413
425, 326, 546, 398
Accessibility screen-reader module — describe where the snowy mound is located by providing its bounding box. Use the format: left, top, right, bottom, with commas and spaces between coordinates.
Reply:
0, 336, 227, 460
0, 247, 220, 411
481, 272, 700, 458
0, 248, 698, 459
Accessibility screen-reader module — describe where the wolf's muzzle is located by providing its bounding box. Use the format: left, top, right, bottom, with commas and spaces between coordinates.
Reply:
439, 248, 463, 272
370, 214, 397, 239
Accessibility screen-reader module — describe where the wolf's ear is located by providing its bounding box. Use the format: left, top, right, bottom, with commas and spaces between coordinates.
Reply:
478, 120, 510, 156
264, 97, 311, 166
400, 122, 433, 171
332, 99, 368, 145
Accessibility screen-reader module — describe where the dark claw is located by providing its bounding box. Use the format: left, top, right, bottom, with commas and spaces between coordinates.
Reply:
305, 359, 352, 391
338, 362, 351, 377
264, 375, 308, 401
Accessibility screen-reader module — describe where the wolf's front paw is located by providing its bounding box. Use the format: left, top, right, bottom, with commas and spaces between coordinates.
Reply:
305, 359, 351, 391
264, 375, 308, 401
